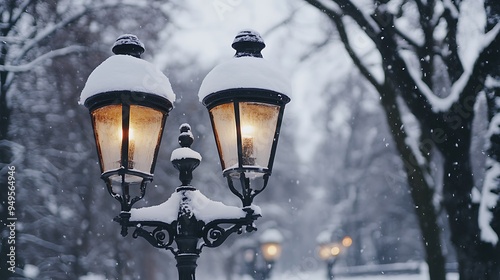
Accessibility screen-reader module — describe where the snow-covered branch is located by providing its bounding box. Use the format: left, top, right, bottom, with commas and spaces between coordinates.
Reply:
303, 0, 384, 89
0, 46, 84, 72
11, 1, 132, 65
394, 25, 423, 49
0, 36, 26, 44
443, 0, 459, 18
479, 158, 500, 245
20, 234, 66, 253
13, 7, 89, 64
7, 0, 37, 32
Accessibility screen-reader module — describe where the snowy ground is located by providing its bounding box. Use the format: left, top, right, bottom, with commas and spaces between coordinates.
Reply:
234, 271, 459, 280
78, 270, 459, 280
271, 271, 459, 280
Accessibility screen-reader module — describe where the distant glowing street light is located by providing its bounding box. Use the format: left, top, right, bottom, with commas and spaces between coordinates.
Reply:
80, 31, 290, 280
317, 230, 353, 279
342, 236, 353, 247
318, 243, 341, 261
238, 228, 283, 280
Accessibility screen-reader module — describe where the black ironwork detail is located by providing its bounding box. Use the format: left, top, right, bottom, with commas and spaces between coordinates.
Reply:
232, 30, 265, 58
171, 124, 200, 186
131, 223, 177, 251
113, 218, 177, 252
105, 177, 149, 212
112, 34, 145, 58
201, 210, 260, 248
226, 173, 270, 207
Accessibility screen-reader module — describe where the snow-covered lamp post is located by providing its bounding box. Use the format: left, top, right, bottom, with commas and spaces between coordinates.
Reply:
199, 30, 291, 207
316, 230, 353, 279
235, 228, 283, 280
79, 31, 290, 280
257, 228, 284, 279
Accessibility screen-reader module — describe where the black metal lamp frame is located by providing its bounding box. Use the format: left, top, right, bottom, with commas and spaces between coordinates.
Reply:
112, 124, 261, 280
202, 89, 290, 207
85, 90, 173, 214
83, 32, 289, 280
247, 248, 277, 280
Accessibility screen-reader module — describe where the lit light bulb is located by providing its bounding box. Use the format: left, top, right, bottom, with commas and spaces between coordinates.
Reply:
266, 244, 278, 256
119, 127, 136, 169
241, 125, 255, 165
342, 236, 353, 247
319, 246, 331, 259
331, 246, 341, 256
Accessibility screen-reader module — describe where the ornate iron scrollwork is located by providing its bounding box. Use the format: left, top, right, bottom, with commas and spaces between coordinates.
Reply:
116, 218, 177, 252
201, 211, 260, 248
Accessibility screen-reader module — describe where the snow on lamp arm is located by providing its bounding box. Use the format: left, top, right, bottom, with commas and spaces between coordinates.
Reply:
80, 32, 289, 280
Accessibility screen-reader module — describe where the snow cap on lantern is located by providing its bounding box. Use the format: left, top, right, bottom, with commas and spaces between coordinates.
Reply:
80, 34, 175, 185
199, 30, 291, 179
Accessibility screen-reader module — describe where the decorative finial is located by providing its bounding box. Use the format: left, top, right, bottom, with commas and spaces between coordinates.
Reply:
178, 123, 194, 148
112, 34, 145, 58
171, 123, 201, 187
232, 30, 265, 58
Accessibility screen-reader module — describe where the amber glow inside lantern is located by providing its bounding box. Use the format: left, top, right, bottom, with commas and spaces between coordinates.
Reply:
206, 95, 285, 177
81, 34, 175, 189
198, 30, 291, 206
86, 92, 172, 185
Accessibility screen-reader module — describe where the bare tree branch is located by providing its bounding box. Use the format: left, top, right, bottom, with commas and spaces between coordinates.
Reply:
6, 0, 37, 33
304, 0, 384, 90
0, 46, 85, 72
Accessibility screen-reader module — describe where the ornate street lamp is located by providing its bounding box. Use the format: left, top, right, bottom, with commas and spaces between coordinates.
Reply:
235, 228, 283, 280
316, 230, 353, 279
318, 242, 341, 280
80, 34, 174, 215
260, 228, 283, 264
258, 228, 283, 279
79, 31, 290, 280
199, 30, 291, 207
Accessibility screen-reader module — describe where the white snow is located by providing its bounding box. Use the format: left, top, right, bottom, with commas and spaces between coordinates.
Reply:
316, 230, 332, 244
269, 271, 459, 280
79, 273, 106, 280
457, 0, 486, 73
198, 56, 291, 101
22, 264, 40, 278
79, 55, 175, 104
130, 189, 261, 223
396, 0, 499, 113
479, 157, 500, 245
170, 147, 202, 161
130, 191, 181, 224
471, 187, 481, 203
259, 228, 284, 243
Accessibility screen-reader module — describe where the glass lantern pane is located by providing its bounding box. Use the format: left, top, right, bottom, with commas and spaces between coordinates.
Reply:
92, 104, 165, 183
209, 103, 237, 170
239, 102, 280, 169
128, 105, 164, 174
92, 105, 122, 174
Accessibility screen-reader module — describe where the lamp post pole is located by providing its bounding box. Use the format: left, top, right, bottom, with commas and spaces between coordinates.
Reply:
317, 231, 353, 280
80, 31, 290, 280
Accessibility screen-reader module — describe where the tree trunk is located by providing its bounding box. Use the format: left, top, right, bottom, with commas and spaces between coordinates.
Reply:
440, 136, 500, 279
378, 86, 446, 280
441, 1, 500, 279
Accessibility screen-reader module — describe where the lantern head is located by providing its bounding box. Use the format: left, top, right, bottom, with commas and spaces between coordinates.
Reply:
198, 30, 290, 206
80, 34, 175, 189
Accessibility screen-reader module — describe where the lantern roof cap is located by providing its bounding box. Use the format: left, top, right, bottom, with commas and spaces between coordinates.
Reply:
79, 51, 175, 105
198, 30, 291, 101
